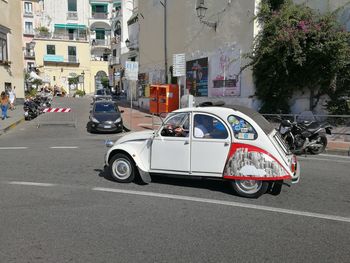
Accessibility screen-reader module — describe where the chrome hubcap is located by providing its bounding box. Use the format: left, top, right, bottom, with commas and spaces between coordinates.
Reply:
235, 180, 261, 194
112, 158, 131, 179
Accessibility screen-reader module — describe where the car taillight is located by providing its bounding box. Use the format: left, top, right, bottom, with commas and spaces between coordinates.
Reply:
291, 155, 297, 173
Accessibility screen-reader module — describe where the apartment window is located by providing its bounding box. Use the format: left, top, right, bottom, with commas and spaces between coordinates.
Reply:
112, 49, 116, 56
0, 32, 8, 62
68, 0, 77, 11
24, 2, 33, 14
92, 4, 107, 13
95, 29, 105, 40
47, 45, 55, 55
68, 46, 76, 62
25, 22, 33, 34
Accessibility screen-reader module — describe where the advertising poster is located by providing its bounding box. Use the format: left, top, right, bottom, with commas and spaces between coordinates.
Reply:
186, 57, 208, 97
209, 48, 241, 97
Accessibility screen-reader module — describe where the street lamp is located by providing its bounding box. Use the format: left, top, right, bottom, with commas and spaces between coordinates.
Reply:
81, 70, 85, 94
196, 0, 217, 31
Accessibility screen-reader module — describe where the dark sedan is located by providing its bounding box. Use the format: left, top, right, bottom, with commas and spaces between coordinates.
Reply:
88, 101, 124, 133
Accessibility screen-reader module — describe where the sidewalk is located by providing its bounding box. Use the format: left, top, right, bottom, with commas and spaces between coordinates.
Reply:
118, 102, 350, 156
0, 104, 24, 136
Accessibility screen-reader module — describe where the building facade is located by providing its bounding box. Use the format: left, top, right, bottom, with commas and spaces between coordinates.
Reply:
131, 0, 350, 114
108, 0, 134, 94
33, 0, 113, 94
0, 0, 25, 99
21, 0, 43, 73
136, 0, 259, 110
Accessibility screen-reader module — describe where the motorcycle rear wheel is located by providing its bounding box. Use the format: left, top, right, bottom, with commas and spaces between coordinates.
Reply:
309, 135, 327, 155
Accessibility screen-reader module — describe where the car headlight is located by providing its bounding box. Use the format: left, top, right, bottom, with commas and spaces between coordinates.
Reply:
91, 117, 100, 123
114, 117, 121, 123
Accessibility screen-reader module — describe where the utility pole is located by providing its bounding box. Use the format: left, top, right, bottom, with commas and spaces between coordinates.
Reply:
161, 0, 168, 83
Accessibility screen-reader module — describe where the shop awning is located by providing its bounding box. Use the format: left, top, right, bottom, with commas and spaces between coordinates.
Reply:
54, 24, 86, 30
90, 2, 109, 5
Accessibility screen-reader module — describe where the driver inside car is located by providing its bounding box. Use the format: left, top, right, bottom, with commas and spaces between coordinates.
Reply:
174, 114, 212, 138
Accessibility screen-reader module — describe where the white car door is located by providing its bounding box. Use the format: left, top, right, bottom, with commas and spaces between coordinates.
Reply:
190, 113, 231, 177
150, 112, 190, 173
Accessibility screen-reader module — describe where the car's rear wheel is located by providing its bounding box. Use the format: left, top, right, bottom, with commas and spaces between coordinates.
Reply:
231, 180, 269, 198
109, 153, 135, 183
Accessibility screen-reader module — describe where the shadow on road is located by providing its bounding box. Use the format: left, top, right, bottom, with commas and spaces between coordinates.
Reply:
94, 167, 239, 196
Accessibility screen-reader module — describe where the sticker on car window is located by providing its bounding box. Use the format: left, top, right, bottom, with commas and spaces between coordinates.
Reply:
228, 115, 258, 140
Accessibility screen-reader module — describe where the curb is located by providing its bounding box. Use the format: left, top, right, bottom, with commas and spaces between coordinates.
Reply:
0, 118, 25, 136
324, 148, 350, 157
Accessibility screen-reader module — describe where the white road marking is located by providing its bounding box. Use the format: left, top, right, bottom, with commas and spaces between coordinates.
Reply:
319, 153, 350, 159
92, 187, 350, 224
49, 146, 79, 149
0, 147, 28, 150
8, 181, 55, 187
298, 156, 350, 164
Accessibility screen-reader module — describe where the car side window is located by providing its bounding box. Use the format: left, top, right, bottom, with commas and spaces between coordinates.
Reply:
227, 115, 257, 140
160, 113, 189, 137
193, 114, 228, 139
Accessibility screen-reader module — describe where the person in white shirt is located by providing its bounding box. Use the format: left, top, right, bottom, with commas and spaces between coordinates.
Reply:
194, 115, 211, 138
8, 86, 16, 110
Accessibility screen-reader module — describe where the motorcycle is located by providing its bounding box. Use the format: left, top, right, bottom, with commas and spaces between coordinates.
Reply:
278, 118, 332, 154
23, 98, 39, 120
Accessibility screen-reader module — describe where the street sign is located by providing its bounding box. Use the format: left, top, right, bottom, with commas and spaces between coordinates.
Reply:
173, 53, 186, 77
125, 61, 139, 81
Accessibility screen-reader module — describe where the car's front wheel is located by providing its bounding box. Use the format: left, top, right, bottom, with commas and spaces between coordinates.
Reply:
109, 153, 135, 183
231, 180, 269, 198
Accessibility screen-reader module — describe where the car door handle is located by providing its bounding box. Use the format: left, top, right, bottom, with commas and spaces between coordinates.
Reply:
184, 140, 189, 145
224, 142, 230, 146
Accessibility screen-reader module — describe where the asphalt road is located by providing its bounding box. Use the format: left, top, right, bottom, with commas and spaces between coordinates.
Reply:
0, 97, 349, 263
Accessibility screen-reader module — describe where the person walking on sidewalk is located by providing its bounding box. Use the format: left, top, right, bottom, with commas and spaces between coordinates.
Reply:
1, 91, 9, 120
9, 86, 16, 110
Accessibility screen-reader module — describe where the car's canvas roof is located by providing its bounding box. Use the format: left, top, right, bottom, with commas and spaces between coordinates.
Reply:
174, 105, 274, 135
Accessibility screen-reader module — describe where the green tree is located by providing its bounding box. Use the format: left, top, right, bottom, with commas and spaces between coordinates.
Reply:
101, 76, 109, 89
248, 0, 350, 113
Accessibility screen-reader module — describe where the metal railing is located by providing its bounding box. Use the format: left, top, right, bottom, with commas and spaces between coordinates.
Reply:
263, 113, 350, 142
91, 39, 111, 46
68, 55, 78, 63
35, 32, 87, 41
53, 33, 87, 41
24, 51, 35, 58
24, 30, 35, 35
67, 11, 78, 20
109, 56, 120, 65
91, 12, 108, 19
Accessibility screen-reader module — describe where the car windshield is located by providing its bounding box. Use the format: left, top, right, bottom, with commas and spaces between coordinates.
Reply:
96, 90, 105, 96
94, 103, 117, 113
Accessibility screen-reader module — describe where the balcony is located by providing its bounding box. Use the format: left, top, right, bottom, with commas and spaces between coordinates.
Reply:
23, 11, 33, 17
91, 38, 111, 47
24, 51, 35, 60
53, 32, 87, 41
109, 56, 120, 65
92, 12, 108, 19
68, 55, 78, 63
43, 55, 80, 66
67, 11, 78, 20
24, 30, 35, 36
35, 32, 87, 42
